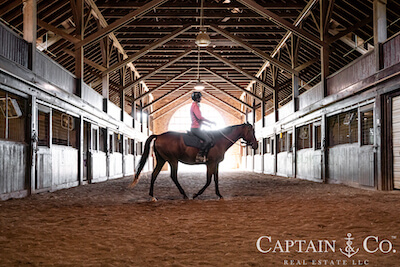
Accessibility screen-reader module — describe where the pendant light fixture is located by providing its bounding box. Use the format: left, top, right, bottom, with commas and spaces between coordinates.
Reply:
195, 0, 211, 47
194, 47, 205, 90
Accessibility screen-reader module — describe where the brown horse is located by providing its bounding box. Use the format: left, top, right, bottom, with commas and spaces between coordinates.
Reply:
129, 123, 258, 201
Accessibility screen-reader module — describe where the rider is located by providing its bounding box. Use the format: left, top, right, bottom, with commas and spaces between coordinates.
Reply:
190, 91, 215, 161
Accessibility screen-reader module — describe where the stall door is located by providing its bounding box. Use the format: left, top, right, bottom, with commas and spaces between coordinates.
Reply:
83, 121, 92, 182
36, 105, 52, 191
392, 96, 400, 189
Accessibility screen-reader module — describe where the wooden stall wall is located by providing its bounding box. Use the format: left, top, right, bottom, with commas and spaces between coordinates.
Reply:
0, 141, 27, 199
296, 149, 322, 181
51, 145, 79, 189
276, 152, 292, 177
327, 145, 375, 187
91, 152, 107, 182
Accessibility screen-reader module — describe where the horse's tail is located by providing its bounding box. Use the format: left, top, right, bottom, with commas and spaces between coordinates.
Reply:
129, 134, 157, 188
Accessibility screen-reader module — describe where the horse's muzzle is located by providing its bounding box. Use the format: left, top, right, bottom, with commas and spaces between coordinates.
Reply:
252, 142, 258, 150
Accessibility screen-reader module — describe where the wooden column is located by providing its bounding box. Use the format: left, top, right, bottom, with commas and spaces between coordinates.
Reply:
73, 0, 85, 97
321, 114, 327, 183
261, 71, 266, 128
291, 34, 300, 112
29, 96, 37, 195
22, 0, 37, 71
373, 0, 387, 71
320, 0, 330, 97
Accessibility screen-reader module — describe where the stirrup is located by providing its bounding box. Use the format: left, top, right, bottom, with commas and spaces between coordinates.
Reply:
195, 153, 207, 163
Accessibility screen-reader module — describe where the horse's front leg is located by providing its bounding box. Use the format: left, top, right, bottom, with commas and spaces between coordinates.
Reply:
214, 164, 223, 199
169, 161, 188, 199
193, 162, 215, 199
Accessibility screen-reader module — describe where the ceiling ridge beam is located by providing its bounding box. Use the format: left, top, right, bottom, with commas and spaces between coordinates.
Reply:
142, 81, 193, 110
208, 24, 296, 74
205, 49, 276, 93
76, 0, 168, 49
133, 67, 194, 102
150, 91, 192, 116
236, 0, 324, 48
123, 49, 193, 93
104, 24, 192, 76
203, 67, 262, 102
37, 19, 80, 44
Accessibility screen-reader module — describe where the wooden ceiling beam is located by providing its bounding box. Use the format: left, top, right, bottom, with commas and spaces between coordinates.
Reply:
134, 67, 194, 101
203, 67, 262, 102
37, 19, 80, 43
76, 0, 168, 49
202, 81, 252, 110
63, 48, 107, 71
150, 91, 192, 117
208, 24, 296, 74
205, 49, 276, 93
142, 81, 193, 110
236, 0, 324, 48
104, 24, 192, 75
202, 91, 246, 115
327, 16, 372, 44
122, 49, 193, 93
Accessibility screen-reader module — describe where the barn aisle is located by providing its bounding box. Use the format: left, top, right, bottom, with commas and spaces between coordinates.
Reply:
0, 171, 399, 266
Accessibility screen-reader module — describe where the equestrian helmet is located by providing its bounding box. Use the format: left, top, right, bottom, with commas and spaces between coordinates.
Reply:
191, 91, 202, 101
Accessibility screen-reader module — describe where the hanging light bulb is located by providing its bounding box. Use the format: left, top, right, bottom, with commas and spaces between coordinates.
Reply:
195, 0, 211, 47
194, 80, 205, 90
195, 30, 211, 47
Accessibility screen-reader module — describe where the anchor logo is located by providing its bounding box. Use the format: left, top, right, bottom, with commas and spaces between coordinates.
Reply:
340, 233, 360, 258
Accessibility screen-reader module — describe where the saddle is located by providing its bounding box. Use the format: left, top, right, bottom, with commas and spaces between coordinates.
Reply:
183, 131, 214, 150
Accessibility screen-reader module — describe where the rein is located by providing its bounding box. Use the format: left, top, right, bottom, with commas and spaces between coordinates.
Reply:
217, 128, 247, 147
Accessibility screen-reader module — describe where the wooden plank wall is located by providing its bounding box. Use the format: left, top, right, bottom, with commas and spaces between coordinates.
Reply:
263, 154, 275, 174
298, 82, 323, 110
327, 144, 375, 187
124, 154, 135, 176
92, 152, 107, 182
296, 149, 322, 181
109, 153, 123, 179
51, 145, 78, 188
276, 152, 293, 177
35, 51, 76, 95
383, 33, 400, 69
0, 141, 27, 194
0, 22, 28, 68
82, 83, 103, 110
327, 52, 375, 95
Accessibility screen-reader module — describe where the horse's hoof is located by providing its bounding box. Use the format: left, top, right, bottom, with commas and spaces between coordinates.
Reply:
151, 197, 158, 202
219, 196, 224, 201
183, 195, 189, 200
192, 194, 198, 199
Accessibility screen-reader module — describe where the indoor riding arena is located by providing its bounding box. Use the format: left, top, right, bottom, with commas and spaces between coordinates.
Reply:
1, 0, 400, 266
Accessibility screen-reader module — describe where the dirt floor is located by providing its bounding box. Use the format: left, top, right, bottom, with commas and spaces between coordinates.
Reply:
0, 171, 399, 267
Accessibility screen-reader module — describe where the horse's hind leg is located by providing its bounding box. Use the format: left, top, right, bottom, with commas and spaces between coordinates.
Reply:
169, 161, 188, 199
193, 162, 215, 199
149, 153, 166, 201
213, 164, 223, 199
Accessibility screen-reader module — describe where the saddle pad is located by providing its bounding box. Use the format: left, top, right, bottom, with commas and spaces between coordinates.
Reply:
183, 133, 203, 149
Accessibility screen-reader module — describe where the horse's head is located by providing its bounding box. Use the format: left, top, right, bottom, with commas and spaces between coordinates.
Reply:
242, 123, 258, 150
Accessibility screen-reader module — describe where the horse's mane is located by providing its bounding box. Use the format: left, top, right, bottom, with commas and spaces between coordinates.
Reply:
208, 123, 248, 138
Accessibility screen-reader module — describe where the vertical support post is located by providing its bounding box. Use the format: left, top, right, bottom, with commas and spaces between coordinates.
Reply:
292, 125, 297, 178
78, 116, 84, 184
375, 95, 383, 190
321, 114, 327, 183
320, 0, 330, 97
291, 35, 300, 112
29, 96, 37, 195
22, 0, 37, 71
373, 0, 387, 71
74, 0, 84, 97
273, 87, 279, 123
